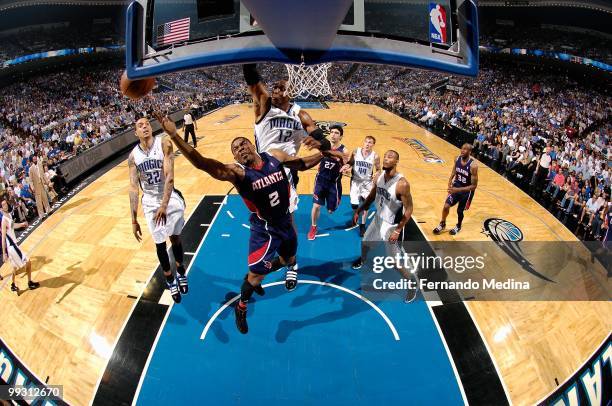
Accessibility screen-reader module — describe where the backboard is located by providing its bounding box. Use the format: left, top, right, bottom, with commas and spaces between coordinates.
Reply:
125, 0, 478, 80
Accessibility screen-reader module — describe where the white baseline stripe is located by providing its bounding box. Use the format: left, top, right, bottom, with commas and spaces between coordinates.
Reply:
241, 224, 250, 229
345, 225, 358, 231
200, 280, 400, 341
226, 210, 234, 219
368, 211, 375, 219
425, 300, 469, 405
315, 233, 330, 238
131, 195, 226, 406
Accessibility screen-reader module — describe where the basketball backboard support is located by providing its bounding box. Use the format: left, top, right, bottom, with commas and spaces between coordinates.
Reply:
125, 0, 478, 80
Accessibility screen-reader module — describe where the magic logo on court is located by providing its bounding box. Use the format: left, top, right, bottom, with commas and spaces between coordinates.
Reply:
315, 120, 347, 135
393, 137, 443, 163
482, 218, 555, 282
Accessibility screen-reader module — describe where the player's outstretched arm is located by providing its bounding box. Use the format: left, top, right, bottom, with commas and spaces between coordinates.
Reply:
268, 148, 323, 171
155, 113, 243, 184
127, 152, 142, 242
298, 110, 331, 151
390, 178, 414, 242
243, 64, 270, 120
270, 148, 345, 171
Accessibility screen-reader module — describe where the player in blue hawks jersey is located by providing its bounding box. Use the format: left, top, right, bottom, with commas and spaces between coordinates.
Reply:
308, 125, 348, 240
155, 113, 344, 334
433, 143, 479, 236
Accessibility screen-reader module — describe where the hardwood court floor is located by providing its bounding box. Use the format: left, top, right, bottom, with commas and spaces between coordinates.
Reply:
0, 103, 609, 405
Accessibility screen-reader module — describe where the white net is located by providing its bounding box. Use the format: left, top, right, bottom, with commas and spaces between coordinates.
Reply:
285, 62, 332, 98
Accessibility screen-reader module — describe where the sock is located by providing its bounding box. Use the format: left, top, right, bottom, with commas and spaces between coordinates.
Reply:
286, 262, 298, 274
176, 265, 186, 276
240, 278, 256, 305
171, 241, 184, 269
156, 242, 171, 271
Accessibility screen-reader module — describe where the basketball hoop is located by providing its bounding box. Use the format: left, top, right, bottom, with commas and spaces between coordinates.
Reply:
285, 62, 332, 99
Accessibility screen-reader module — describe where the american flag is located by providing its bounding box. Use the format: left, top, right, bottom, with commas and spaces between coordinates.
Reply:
156, 17, 190, 46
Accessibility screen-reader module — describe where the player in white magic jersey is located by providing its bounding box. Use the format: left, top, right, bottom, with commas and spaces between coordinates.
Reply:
341, 136, 381, 236
1, 199, 39, 293
243, 64, 332, 212
351, 150, 413, 269
128, 116, 187, 303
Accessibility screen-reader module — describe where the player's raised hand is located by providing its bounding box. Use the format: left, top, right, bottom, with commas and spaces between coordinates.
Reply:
132, 221, 142, 242
154, 206, 167, 226
153, 112, 177, 137
340, 163, 351, 175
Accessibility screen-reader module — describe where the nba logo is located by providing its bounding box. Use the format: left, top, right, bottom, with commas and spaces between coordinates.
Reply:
429, 3, 447, 44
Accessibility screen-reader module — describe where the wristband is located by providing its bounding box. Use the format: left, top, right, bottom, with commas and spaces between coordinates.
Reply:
132, 221, 138, 225
392, 229, 401, 235
243, 64, 261, 86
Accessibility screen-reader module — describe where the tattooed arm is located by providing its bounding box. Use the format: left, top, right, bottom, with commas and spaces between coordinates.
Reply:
128, 152, 142, 242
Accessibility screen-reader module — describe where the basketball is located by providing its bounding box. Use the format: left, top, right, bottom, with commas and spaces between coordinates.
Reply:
119, 71, 155, 100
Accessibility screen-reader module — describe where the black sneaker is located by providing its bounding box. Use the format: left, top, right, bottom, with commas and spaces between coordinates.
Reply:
235, 302, 248, 334
285, 264, 298, 291
253, 284, 265, 296
433, 222, 446, 234
28, 281, 40, 290
166, 277, 182, 303
359, 224, 366, 237
351, 258, 363, 270
10, 283, 18, 292
449, 225, 461, 235
176, 272, 188, 295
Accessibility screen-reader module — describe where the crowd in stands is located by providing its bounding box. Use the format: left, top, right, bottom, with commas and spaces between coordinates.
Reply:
381, 62, 610, 240
0, 24, 122, 65
480, 25, 612, 64
0, 57, 608, 240
0, 65, 203, 225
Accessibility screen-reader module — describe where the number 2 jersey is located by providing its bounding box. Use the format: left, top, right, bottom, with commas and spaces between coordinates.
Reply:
254, 103, 306, 156
236, 152, 291, 224
132, 135, 181, 209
